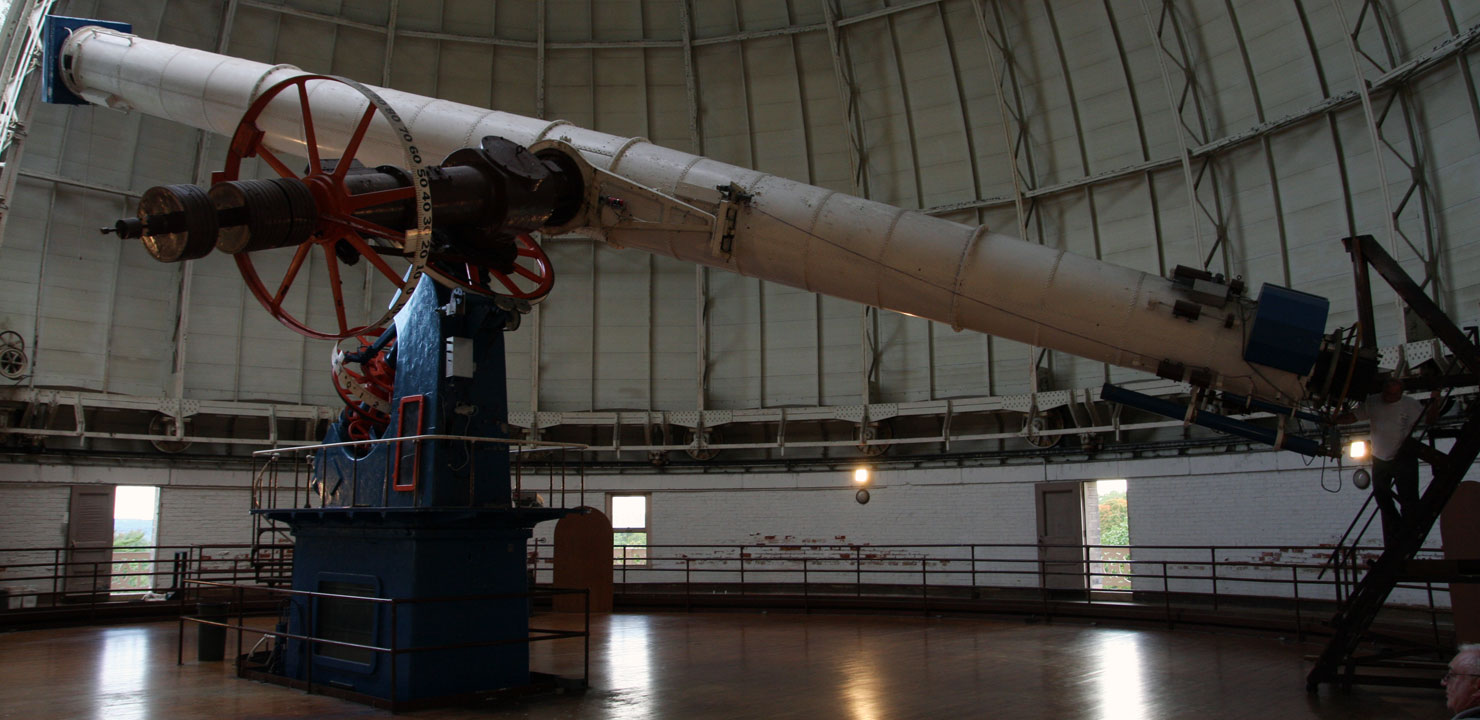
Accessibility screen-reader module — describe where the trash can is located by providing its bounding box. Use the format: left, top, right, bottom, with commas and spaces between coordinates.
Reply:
196, 602, 230, 662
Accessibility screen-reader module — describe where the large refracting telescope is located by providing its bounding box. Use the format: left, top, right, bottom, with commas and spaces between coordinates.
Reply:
54, 21, 1374, 429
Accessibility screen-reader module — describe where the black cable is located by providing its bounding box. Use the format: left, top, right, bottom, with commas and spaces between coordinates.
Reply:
1320, 454, 1342, 494
448, 407, 477, 472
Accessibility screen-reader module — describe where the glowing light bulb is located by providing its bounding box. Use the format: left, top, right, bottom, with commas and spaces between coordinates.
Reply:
1349, 440, 1368, 460
853, 467, 870, 484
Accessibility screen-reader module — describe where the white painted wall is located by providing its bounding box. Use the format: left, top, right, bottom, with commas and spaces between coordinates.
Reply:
3, 443, 1470, 605
523, 449, 1471, 604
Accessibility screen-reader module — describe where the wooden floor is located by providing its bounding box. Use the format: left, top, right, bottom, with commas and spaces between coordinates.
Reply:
0, 611, 1446, 719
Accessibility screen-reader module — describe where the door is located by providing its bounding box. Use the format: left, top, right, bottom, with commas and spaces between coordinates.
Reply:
1441, 482, 1480, 643
1035, 481, 1086, 592
65, 485, 115, 598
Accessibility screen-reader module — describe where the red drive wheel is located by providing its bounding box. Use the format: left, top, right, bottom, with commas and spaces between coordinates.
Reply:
425, 232, 556, 302
332, 334, 395, 428
216, 74, 433, 339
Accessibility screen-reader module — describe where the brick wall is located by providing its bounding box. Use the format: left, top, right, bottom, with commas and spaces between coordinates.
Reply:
0, 485, 71, 597
7, 446, 1478, 603
155, 487, 253, 549
0, 484, 70, 550
0, 462, 253, 549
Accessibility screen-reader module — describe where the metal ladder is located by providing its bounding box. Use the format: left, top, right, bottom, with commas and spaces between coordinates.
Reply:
248, 457, 294, 586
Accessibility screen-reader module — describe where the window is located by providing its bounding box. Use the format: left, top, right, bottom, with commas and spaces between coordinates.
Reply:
610, 494, 649, 566
1084, 479, 1130, 590
112, 486, 159, 594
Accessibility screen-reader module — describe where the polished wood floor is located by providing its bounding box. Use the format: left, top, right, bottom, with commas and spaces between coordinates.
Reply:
0, 611, 1445, 719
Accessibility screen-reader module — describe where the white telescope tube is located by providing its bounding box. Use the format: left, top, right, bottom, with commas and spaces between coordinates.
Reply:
59, 26, 1310, 403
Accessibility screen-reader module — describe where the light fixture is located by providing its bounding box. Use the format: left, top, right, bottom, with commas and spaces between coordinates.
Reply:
1352, 468, 1371, 490
853, 467, 870, 484
1348, 439, 1368, 460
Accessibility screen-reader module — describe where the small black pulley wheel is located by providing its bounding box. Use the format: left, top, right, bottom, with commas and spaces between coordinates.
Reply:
0, 346, 27, 379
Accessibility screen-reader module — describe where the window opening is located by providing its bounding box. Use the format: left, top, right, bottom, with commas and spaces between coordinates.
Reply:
610, 494, 649, 566
112, 486, 159, 594
1086, 479, 1130, 590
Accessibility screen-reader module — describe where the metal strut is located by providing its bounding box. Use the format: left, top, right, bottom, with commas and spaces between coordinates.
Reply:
1305, 235, 1480, 691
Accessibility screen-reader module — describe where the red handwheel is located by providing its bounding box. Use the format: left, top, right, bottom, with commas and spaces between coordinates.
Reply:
331, 334, 396, 428
216, 74, 434, 339
425, 232, 556, 302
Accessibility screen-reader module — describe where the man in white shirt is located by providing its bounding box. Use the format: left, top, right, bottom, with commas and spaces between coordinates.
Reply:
1338, 376, 1441, 548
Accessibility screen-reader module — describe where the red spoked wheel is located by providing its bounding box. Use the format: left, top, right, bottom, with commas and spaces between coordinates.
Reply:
331, 334, 396, 429
217, 74, 434, 339
425, 232, 556, 302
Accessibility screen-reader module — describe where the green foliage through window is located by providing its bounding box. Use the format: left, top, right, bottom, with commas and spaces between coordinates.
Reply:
111, 530, 153, 591
1098, 491, 1128, 546
1097, 489, 1130, 589
113, 529, 147, 548
613, 531, 648, 565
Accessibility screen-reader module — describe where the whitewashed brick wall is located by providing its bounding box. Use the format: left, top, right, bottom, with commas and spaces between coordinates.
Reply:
0, 485, 71, 597
0, 485, 70, 550
7, 444, 1478, 605
155, 487, 254, 549
0, 462, 253, 550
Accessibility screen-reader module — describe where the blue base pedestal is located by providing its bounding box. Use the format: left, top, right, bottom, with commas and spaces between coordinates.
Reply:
273, 508, 566, 702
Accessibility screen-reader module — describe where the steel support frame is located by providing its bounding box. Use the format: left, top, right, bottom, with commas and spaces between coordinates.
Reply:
1140, 0, 1233, 274
1330, 0, 1448, 340
1306, 234, 1480, 691
818, 0, 870, 198
14, 361, 1469, 459
970, 0, 1043, 400
0, 386, 331, 447
0, 0, 60, 253
819, 0, 876, 411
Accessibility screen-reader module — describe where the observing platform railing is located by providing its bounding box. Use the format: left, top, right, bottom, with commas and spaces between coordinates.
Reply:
3, 538, 1457, 655
526, 540, 1455, 645
249, 434, 589, 512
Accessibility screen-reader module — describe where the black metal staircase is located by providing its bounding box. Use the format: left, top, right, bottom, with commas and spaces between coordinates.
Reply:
1305, 235, 1480, 691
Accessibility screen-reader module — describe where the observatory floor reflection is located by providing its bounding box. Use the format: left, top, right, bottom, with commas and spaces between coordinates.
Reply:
0, 611, 1441, 719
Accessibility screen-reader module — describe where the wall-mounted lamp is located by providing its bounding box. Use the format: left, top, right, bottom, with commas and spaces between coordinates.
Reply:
854, 467, 871, 504
1348, 439, 1368, 460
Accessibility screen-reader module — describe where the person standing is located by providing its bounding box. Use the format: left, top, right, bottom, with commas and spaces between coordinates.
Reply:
1444, 645, 1480, 719
1337, 376, 1442, 548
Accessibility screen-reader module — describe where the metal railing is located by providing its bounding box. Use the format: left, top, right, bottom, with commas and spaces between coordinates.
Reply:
0, 542, 292, 620
525, 540, 1453, 640
177, 579, 590, 710
5, 537, 1455, 651
249, 434, 587, 512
